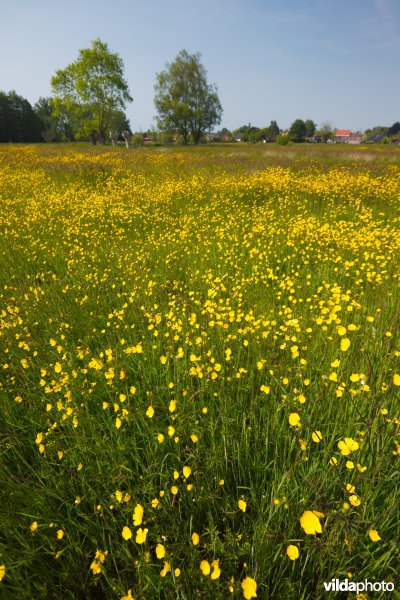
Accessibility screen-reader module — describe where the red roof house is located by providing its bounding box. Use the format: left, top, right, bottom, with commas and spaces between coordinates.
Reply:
335, 129, 351, 142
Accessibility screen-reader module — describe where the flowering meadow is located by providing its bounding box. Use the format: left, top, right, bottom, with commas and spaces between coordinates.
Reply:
0, 143, 399, 599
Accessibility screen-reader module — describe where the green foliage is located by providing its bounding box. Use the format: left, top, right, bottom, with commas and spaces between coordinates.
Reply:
51, 39, 132, 144
289, 119, 307, 143
388, 122, 400, 137
268, 120, 280, 140
304, 119, 316, 139
364, 125, 389, 139
154, 50, 222, 145
0, 90, 43, 142
131, 133, 143, 147
33, 97, 75, 142
276, 134, 289, 145
316, 122, 334, 143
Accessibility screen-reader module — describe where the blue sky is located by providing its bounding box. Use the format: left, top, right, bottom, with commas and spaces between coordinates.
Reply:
1, 0, 399, 132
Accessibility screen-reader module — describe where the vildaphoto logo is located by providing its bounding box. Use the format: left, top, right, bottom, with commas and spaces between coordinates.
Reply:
323, 579, 395, 593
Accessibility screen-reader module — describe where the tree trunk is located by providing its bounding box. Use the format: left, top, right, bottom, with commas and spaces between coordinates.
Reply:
122, 130, 131, 149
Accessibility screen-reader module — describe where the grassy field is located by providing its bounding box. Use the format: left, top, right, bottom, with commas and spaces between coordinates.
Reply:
0, 143, 399, 599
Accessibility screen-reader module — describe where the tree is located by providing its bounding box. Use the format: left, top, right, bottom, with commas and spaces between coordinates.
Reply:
388, 122, 400, 137
0, 90, 42, 143
289, 119, 307, 142
33, 97, 75, 142
304, 119, 316, 139
154, 50, 222, 145
51, 39, 132, 144
268, 120, 280, 140
232, 124, 260, 142
317, 122, 334, 143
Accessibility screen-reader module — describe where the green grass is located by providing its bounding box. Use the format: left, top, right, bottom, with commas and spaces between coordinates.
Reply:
0, 143, 399, 599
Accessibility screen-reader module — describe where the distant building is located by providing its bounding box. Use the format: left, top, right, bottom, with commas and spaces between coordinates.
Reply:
335, 130, 361, 144
204, 132, 216, 142
348, 133, 361, 144
364, 134, 384, 143
335, 129, 351, 143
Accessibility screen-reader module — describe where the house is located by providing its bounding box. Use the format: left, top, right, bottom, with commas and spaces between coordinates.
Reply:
364, 134, 384, 143
348, 133, 361, 144
204, 132, 216, 142
334, 129, 361, 144
335, 129, 351, 143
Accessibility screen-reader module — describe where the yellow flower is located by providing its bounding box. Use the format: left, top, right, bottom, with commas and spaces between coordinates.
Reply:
133, 503, 144, 526
146, 406, 154, 418
192, 532, 200, 545
120, 590, 134, 600
241, 576, 257, 599
169, 400, 176, 412
171, 486, 178, 495
368, 529, 381, 542
56, 529, 64, 540
95, 549, 108, 563
157, 433, 164, 443
174, 568, 181, 577
200, 560, 211, 576
183, 466, 191, 479
286, 545, 299, 560
0, 565, 4, 582
210, 560, 221, 580
160, 561, 171, 577
393, 373, 400, 386
135, 527, 148, 544
168, 426, 175, 437
191, 434, 198, 443
238, 499, 247, 512
340, 338, 350, 352
311, 431, 322, 443
90, 561, 101, 575
151, 498, 159, 508
54, 362, 62, 373
156, 543, 166, 559
338, 438, 359, 456
349, 495, 361, 506
115, 417, 122, 429
122, 526, 132, 540
30, 521, 38, 532
300, 510, 323, 534
289, 412, 301, 427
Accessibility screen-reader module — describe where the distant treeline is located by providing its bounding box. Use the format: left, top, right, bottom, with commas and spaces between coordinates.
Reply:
1, 88, 399, 145
0, 92, 130, 144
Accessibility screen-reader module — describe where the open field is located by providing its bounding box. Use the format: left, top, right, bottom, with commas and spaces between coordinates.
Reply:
0, 143, 399, 599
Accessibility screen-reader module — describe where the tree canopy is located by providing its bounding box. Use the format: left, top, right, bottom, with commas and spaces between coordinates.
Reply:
51, 39, 132, 144
154, 50, 222, 144
289, 119, 307, 142
0, 91, 42, 143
